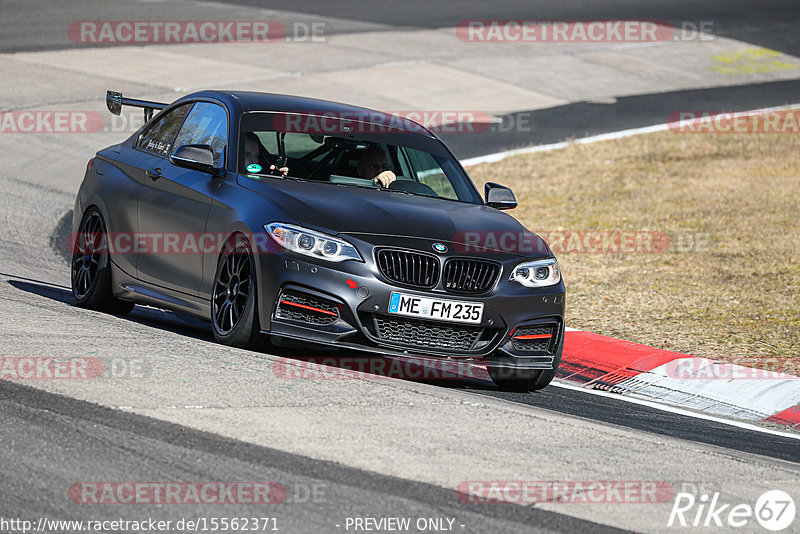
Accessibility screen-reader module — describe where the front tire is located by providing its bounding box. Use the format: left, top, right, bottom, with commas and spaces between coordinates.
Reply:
211, 236, 266, 349
71, 208, 134, 315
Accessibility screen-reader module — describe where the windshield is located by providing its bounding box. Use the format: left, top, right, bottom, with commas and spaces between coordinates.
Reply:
237, 112, 482, 204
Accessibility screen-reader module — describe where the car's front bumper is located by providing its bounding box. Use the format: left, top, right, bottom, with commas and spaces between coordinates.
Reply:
255, 248, 565, 370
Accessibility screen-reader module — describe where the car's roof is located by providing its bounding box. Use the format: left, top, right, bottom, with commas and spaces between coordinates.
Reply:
181, 90, 435, 137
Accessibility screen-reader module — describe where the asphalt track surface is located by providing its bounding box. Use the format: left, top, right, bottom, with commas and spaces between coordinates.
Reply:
0, 380, 628, 534
3, 0, 799, 55
442, 79, 800, 158
2, 2, 800, 533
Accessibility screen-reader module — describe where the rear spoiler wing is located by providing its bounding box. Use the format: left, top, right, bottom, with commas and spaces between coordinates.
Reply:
106, 91, 167, 122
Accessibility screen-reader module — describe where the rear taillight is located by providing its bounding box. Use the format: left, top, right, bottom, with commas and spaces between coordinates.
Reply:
86, 158, 95, 175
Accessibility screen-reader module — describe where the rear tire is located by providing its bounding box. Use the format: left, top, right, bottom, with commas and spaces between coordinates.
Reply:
71, 208, 135, 315
211, 236, 267, 350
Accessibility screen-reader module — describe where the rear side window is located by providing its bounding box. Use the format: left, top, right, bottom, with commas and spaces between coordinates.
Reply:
138, 103, 192, 157
172, 102, 228, 167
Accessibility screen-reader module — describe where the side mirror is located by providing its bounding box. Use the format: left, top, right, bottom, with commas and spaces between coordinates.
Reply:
170, 144, 225, 177
485, 182, 517, 210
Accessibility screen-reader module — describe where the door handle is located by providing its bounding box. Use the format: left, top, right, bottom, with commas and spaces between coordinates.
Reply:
146, 168, 161, 181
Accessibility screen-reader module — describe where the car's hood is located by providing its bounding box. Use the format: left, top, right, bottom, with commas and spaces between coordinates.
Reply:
239, 176, 551, 258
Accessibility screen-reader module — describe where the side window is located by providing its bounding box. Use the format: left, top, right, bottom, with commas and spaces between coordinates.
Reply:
402, 147, 458, 200
256, 132, 279, 155
138, 104, 193, 157
393, 146, 413, 177
172, 102, 228, 167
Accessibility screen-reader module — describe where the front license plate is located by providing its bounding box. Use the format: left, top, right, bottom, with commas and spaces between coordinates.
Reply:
388, 292, 484, 324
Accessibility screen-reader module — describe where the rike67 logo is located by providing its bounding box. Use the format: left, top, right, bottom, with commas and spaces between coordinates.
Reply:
669, 490, 795, 531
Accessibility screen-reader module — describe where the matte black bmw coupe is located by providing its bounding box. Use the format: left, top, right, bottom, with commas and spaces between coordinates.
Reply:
71, 90, 566, 391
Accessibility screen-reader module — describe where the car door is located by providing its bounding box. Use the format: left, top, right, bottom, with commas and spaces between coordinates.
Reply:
114, 102, 192, 278
136, 100, 228, 296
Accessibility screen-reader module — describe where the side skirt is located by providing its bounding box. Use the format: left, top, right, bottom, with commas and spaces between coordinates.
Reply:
111, 260, 211, 320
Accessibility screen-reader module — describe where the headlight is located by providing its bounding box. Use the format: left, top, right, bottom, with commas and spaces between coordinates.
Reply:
265, 223, 362, 262
509, 258, 560, 288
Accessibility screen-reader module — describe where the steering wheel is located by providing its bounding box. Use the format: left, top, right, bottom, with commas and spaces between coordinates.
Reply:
388, 179, 438, 197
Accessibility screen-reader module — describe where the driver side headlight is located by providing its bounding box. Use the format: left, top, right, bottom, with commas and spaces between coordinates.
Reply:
509, 258, 560, 288
265, 223, 362, 262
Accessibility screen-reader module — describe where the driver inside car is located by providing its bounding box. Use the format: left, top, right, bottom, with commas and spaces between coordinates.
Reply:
357, 147, 396, 187
243, 132, 289, 176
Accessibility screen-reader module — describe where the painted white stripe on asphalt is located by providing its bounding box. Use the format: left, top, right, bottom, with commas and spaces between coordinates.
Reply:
461, 103, 800, 167
552, 380, 800, 440
461, 124, 669, 167
557, 348, 800, 422
593, 370, 774, 420
632, 360, 800, 419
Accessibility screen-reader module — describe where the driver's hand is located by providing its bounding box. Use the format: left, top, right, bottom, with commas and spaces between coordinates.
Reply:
270, 165, 289, 176
373, 170, 396, 187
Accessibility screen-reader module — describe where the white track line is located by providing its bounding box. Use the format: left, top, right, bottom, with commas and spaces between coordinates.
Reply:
553, 380, 800, 440
461, 103, 800, 167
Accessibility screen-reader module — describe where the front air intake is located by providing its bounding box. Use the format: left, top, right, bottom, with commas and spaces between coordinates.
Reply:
275, 289, 340, 325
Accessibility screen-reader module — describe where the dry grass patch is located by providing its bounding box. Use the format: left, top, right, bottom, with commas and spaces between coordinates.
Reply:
469, 132, 800, 369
